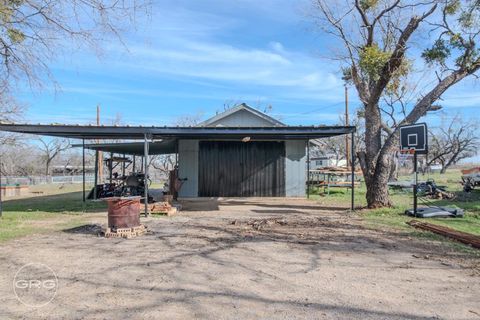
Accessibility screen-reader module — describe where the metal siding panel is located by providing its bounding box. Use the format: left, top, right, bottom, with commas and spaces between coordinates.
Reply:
285, 140, 306, 197
198, 141, 285, 197
178, 140, 199, 197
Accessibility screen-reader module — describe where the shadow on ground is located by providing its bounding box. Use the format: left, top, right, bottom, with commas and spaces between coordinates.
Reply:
63, 224, 104, 235
179, 198, 349, 212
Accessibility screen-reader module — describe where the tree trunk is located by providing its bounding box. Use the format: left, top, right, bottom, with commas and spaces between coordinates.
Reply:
365, 177, 392, 208
365, 152, 393, 207
361, 102, 393, 208
45, 159, 51, 176
388, 152, 398, 182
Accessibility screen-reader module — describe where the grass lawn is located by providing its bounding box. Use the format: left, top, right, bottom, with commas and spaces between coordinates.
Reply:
309, 169, 480, 239
1, 172, 479, 251
0, 184, 106, 242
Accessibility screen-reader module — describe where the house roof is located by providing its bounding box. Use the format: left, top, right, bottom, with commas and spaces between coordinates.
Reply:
197, 103, 285, 127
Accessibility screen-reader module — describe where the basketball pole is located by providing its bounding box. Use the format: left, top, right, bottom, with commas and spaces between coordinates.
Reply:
413, 151, 418, 217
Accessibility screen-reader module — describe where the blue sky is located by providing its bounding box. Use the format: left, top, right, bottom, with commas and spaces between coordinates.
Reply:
17, 0, 480, 126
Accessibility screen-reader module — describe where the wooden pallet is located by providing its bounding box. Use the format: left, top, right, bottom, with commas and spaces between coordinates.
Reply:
148, 202, 178, 216
104, 225, 147, 239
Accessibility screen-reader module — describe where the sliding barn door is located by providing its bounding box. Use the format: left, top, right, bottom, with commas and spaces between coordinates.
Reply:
199, 141, 285, 197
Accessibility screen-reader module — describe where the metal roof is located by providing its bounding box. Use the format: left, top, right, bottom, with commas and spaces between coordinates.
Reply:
197, 103, 285, 127
0, 123, 355, 140
74, 140, 177, 155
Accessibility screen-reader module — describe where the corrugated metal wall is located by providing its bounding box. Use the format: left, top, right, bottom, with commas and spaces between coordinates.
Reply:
198, 141, 285, 197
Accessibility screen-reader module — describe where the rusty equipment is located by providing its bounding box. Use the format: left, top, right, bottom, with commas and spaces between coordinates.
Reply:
106, 196, 141, 229
417, 179, 455, 200
103, 196, 146, 238
461, 167, 480, 192
407, 220, 480, 249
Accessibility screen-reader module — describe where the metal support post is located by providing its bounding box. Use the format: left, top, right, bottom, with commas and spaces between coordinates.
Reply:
307, 140, 310, 199
122, 153, 126, 177
144, 134, 149, 216
413, 152, 418, 216
82, 139, 86, 210
351, 132, 355, 211
109, 152, 113, 183
0, 153, 2, 218
93, 150, 99, 200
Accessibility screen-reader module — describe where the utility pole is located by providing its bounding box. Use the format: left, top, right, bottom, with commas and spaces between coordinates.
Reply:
97, 105, 103, 183
345, 86, 350, 170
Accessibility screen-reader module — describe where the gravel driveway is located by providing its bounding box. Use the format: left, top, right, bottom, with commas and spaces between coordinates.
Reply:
0, 198, 479, 319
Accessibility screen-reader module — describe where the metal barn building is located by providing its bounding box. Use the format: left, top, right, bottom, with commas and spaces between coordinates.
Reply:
178, 104, 306, 197
0, 103, 355, 208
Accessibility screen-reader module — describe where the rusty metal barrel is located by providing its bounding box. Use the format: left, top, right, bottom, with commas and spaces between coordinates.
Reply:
106, 196, 141, 229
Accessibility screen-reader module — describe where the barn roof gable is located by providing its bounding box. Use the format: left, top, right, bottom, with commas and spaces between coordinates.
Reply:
197, 103, 285, 127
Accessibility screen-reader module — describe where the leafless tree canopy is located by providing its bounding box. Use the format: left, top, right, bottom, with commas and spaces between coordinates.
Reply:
37, 137, 71, 175
311, 114, 364, 166
427, 114, 479, 173
311, 0, 480, 207
0, 0, 149, 94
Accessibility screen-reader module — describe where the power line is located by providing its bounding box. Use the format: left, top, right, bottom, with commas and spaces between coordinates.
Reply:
280, 101, 345, 120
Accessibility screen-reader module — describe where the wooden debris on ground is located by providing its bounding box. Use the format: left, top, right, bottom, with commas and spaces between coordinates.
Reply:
148, 201, 180, 216
407, 220, 480, 249
104, 225, 147, 239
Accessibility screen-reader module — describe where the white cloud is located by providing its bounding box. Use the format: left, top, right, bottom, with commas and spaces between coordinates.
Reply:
59, 2, 345, 101
116, 37, 341, 94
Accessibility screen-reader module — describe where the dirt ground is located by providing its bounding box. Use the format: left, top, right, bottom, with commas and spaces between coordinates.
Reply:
0, 198, 479, 320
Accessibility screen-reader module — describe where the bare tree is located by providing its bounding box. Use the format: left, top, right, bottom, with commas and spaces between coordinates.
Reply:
150, 154, 175, 179
312, 135, 347, 166
312, 113, 365, 167
427, 115, 478, 173
0, 93, 24, 144
37, 138, 71, 175
0, 144, 42, 176
174, 112, 204, 127
0, 0, 149, 95
149, 113, 203, 178
312, 0, 480, 207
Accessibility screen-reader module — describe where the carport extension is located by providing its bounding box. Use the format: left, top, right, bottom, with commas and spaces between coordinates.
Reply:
0, 124, 357, 215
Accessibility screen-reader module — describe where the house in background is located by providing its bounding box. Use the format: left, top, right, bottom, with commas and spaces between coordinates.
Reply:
178, 103, 307, 197
310, 155, 347, 169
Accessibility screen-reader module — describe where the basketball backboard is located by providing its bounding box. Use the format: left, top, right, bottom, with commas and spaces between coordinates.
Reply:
399, 123, 428, 154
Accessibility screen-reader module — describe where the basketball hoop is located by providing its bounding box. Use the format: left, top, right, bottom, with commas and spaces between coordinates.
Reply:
400, 148, 416, 155
398, 122, 429, 217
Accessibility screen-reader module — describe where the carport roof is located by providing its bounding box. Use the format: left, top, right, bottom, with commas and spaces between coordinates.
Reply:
0, 123, 355, 140
73, 140, 177, 155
